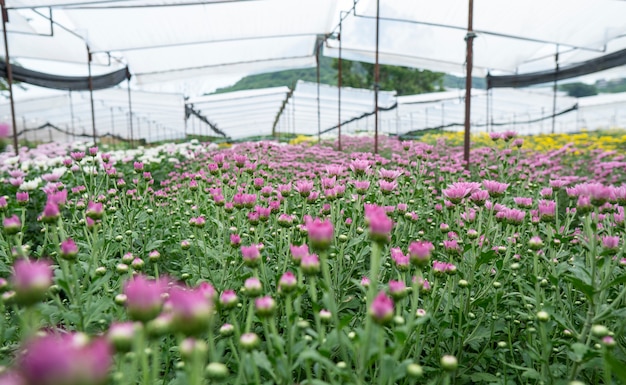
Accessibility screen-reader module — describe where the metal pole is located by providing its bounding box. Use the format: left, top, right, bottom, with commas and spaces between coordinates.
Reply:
337, 12, 343, 151
551, 46, 559, 134
374, 0, 380, 154
69, 90, 76, 140
316, 38, 321, 144
87, 45, 97, 145
337, 15, 343, 151
463, 0, 475, 170
291, 91, 295, 136
1, 0, 19, 155
126, 68, 134, 147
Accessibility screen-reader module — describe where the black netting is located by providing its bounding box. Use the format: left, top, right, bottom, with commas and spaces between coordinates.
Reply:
487, 48, 626, 89
0, 61, 129, 91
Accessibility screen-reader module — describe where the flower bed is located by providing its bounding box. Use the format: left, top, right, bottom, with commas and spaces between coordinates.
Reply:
0, 135, 624, 385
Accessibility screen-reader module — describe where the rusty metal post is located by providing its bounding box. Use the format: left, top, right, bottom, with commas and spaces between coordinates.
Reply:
552, 46, 559, 134
463, 0, 475, 170
316, 38, 321, 144
1, 0, 19, 155
87, 45, 97, 145
126, 69, 135, 147
374, 0, 380, 154
337, 14, 343, 151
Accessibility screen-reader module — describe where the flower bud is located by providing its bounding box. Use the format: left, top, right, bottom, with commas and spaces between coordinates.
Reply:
440, 355, 458, 371
239, 333, 259, 351
205, 362, 229, 380
407, 363, 423, 378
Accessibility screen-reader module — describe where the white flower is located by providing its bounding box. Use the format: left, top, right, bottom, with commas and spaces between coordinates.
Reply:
4, 156, 19, 165
20, 178, 42, 191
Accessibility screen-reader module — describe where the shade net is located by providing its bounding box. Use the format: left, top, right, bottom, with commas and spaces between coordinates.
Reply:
0, 61, 129, 90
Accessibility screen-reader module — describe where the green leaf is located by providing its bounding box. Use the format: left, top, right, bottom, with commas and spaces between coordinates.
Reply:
564, 275, 595, 300
521, 368, 542, 380
252, 351, 277, 381
470, 372, 500, 382
600, 273, 626, 291
605, 352, 626, 384
477, 249, 498, 268
568, 343, 588, 363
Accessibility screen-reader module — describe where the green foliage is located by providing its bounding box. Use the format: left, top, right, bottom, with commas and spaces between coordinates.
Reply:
214, 57, 444, 96
333, 60, 444, 96
559, 82, 598, 97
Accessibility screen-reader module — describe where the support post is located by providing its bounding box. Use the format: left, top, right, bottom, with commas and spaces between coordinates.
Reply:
551, 46, 559, 134
463, 0, 475, 170
337, 14, 344, 151
1, 0, 19, 155
374, 0, 380, 154
87, 45, 97, 145
126, 68, 134, 147
316, 38, 321, 144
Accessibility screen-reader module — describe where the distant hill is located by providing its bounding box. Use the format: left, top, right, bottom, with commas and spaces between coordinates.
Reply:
213, 60, 624, 96
213, 56, 337, 94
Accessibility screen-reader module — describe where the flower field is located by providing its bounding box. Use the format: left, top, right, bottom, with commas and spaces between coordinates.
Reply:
0, 133, 625, 385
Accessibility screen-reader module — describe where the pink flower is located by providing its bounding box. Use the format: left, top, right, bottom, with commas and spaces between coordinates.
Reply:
513, 197, 533, 208
350, 159, 371, 175
390, 247, 410, 271
446, 182, 481, 202
300, 253, 320, 275
219, 290, 239, 309
123, 275, 167, 322
244, 277, 263, 297
388, 280, 407, 300
70, 151, 85, 161
482, 180, 509, 197
290, 244, 309, 263
60, 238, 79, 260
538, 200, 556, 222
3, 215, 22, 235
241, 245, 261, 267
369, 291, 394, 324
278, 271, 298, 293
0, 122, 10, 138
306, 218, 334, 251
16, 191, 29, 205
443, 240, 461, 254
40, 201, 60, 224
86, 201, 104, 220
12, 259, 53, 306
378, 168, 403, 181
602, 235, 619, 250
295, 180, 314, 197
254, 295, 276, 317
353, 180, 370, 194
364, 204, 393, 244
229, 234, 241, 247
167, 285, 214, 336
408, 240, 434, 267
378, 180, 397, 195
18, 332, 112, 385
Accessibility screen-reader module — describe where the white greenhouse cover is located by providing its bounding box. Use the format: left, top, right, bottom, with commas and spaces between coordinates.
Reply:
276, 80, 396, 137
324, 0, 626, 78
187, 86, 290, 139
3, 0, 626, 143
0, 85, 185, 143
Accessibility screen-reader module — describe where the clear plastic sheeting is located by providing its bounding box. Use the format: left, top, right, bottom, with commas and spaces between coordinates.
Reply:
186, 87, 291, 139
0, 85, 185, 143
377, 88, 626, 137
276, 80, 396, 137
325, 0, 626, 77
0, 9, 94, 65
56, 0, 339, 92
